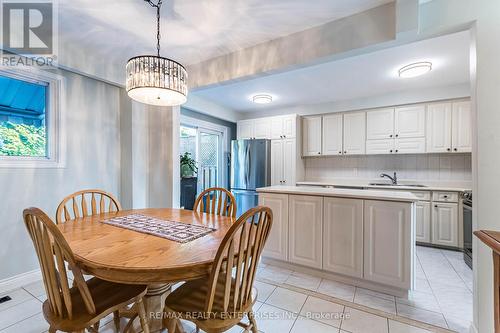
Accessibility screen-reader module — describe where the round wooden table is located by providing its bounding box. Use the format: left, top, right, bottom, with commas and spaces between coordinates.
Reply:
57, 208, 236, 332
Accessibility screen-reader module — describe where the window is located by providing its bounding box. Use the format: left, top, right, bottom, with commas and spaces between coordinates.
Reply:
0, 69, 64, 168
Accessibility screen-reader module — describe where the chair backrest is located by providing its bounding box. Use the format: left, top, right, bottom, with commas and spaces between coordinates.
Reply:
193, 187, 237, 218
56, 189, 122, 224
23, 208, 96, 319
204, 206, 272, 315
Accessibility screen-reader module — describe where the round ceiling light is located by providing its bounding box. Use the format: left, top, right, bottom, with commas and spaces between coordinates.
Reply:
253, 94, 273, 104
398, 62, 432, 78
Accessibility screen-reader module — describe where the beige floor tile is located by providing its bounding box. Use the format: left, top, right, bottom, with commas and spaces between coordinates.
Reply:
0, 289, 36, 312
0, 312, 48, 333
341, 307, 388, 333
291, 316, 339, 333
253, 281, 276, 302
257, 265, 292, 284
300, 296, 344, 328
318, 279, 355, 302
266, 287, 307, 313
0, 299, 42, 330
396, 303, 447, 329
255, 303, 297, 333
353, 292, 396, 315
396, 290, 441, 313
285, 272, 321, 291
22, 281, 46, 298
388, 319, 433, 333
355, 287, 395, 302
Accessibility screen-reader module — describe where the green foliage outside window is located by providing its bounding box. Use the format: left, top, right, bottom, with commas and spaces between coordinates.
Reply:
0, 121, 47, 157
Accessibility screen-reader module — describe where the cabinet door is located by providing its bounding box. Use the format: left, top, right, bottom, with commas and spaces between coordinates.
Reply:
395, 105, 426, 138
323, 198, 363, 278
270, 116, 284, 139
431, 202, 458, 247
254, 118, 271, 139
322, 114, 343, 156
366, 109, 394, 140
270, 140, 284, 186
289, 195, 323, 269
415, 202, 431, 243
282, 139, 296, 185
302, 116, 322, 156
259, 193, 289, 261
427, 103, 452, 153
395, 137, 426, 154
343, 112, 366, 155
237, 120, 255, 139
366, 139, 394, 155
364, 200, 413, 289
282, 115, 296, 138
452, 101, 472, 153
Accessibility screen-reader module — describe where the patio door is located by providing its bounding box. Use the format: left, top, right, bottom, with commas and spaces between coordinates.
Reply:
197, 128, 222, 192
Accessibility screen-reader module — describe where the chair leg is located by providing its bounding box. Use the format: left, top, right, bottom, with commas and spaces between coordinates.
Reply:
166, 316, 177, 333
136, 298, 150, 333
248, 311, 258, 333
113, 310, 120, 330
93, 320, 100, 331
48, 328, 56, 333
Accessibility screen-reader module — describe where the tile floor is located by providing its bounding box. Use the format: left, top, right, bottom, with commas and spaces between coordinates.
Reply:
0, 246, 472, 333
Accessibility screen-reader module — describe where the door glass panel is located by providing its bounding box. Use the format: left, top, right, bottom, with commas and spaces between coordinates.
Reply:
199, 131, 220, 191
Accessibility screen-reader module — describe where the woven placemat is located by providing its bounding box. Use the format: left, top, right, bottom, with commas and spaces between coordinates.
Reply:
102, 214, 216, 243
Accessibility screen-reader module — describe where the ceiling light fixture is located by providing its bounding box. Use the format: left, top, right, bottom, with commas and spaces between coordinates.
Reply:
126, 0, 188, 107
398, 62, 432, 78
252, 94, 273, 104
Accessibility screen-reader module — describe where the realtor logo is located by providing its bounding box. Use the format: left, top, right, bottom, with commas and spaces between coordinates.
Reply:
0, 0, 57, 67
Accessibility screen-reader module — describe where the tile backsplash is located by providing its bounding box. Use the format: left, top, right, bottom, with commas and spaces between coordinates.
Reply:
304, 153, 472, 182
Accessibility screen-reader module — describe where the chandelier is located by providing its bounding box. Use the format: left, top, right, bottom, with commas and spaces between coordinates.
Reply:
126, 0, 188, 106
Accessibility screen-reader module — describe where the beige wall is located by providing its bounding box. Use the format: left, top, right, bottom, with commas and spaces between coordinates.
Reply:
0, 69, 121, 280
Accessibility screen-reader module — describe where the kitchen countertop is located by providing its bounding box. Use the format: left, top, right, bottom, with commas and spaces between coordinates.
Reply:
296, 180, 471, 192
257, 186, 419, 202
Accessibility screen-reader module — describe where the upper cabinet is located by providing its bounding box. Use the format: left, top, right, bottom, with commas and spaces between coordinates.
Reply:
366, 108, 394, 140
302, 116, 322, 156
427, 101, 471, 153
254, 119, 271, 139
395, 105, 426, 138
343, 112, 366, 155
322, 114, 343, 156
237, 120, 254, 139
237, 115, 297, 140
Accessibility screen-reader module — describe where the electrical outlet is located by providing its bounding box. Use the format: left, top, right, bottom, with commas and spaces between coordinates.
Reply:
0, 296, 12, 304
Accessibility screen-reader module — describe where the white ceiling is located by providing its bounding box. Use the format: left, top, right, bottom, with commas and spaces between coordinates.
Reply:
58, 0, 392, 66
193, 31, 471, 112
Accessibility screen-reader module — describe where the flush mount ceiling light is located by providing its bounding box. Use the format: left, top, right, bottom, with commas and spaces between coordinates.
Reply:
126, 0, 188, 107
252, 94, 273, 104
398, 62, 432, 78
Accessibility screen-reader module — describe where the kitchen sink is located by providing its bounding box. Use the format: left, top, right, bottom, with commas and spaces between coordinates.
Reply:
369, 183, 427, 188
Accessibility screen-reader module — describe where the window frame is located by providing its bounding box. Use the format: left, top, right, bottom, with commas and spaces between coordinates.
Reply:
0, 67, 66, 168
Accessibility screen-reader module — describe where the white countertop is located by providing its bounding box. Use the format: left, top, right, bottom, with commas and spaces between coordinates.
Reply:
296, 180, 471, 192
257, 186, 419, 202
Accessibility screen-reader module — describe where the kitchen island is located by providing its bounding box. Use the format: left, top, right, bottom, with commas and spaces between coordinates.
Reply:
257, 186, 419, 296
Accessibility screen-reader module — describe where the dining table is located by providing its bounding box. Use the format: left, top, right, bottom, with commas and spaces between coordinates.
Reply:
57, 208, 237, 333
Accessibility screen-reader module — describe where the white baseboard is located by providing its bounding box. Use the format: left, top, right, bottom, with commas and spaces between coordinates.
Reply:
0, 269, 42, 294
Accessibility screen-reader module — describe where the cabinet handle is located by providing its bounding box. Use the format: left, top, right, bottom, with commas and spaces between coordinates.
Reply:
443, 195, 448, 198
317, 152, 321, 155
396, 134, 399, 138
390, 150, 393, 153
454, 148, 458, 152
390, 134, 393, 138
435, 205, 438, 208
338, 151, 342, 154
395, 149, 399, 153
447, 148, 451, 151
344, 151, 347, 154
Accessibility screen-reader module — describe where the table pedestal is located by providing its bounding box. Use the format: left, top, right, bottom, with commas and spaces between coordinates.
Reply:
144, 284, 173, 332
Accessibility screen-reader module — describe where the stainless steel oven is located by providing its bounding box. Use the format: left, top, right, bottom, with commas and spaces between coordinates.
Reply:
462, 191, 472, 269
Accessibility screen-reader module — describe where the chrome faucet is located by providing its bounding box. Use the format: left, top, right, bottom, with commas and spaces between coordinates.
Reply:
380, 172, 398, 185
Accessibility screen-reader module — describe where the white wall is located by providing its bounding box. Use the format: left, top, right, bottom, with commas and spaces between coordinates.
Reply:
0, 69, 121, 281
305, 153, 472, 185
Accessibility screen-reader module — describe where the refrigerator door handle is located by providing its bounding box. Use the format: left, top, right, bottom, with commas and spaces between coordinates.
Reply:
245, 144, 250, 185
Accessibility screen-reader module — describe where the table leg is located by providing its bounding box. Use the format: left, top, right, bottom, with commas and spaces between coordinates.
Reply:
143, 284, 172, 332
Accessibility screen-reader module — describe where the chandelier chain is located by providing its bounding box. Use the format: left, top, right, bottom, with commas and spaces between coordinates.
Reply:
144, 0, 163, 57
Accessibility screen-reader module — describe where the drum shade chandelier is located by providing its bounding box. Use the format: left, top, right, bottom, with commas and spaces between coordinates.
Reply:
126, 0, 188, 106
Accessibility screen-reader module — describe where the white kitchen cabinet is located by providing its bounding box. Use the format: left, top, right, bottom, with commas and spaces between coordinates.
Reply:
270, 117, 284, 139
237, 120, 254, 139
322, 114, 343, 156
427, 102, 453, 153
271, 140, 284, 186
364, 200, 413, 289
366, 109, 394, 140
289, 195, 323, 269
431, 202, 459, 247
302, 116, 322, 156
415, 202, 431, 243
343, 112, 366, 155
271, 115, 297, 139
254, 119, 271, 139
395, 137, 426, 154
452, 101, 472, 152
259, 193, 289, 261
271, 138, 297, 186
366, 139, 394, 155
323, 198, 363, 278
395, 105, 426, 138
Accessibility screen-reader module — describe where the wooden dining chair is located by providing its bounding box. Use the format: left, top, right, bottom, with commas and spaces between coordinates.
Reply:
23, 207, 150, 333
55, 189, 122, 224
163, 206, 273, 333
193, 187, 237, 218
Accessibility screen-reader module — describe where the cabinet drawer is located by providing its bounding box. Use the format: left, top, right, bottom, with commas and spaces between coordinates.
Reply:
432, 192, 459, 202
410, 191, 431, 201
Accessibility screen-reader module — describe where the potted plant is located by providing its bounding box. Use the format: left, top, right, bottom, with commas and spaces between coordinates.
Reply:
180, 152, 198, 178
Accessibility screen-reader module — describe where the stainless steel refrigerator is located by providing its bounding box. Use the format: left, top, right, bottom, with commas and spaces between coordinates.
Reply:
230, 139, 271, 217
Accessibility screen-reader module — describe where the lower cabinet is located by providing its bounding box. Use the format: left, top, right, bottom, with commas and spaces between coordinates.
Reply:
415, 202, 431, 243
431, 202, 459, 247
289, 195, 323, 269
363, 200, 412, 289
323, 198, 363, 278
259, 193, 289, 261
